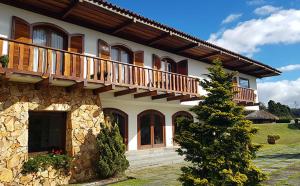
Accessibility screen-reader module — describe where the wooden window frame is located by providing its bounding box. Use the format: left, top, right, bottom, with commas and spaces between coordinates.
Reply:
239, 77, 250, 88
111, 45, 133, 64
28, 111, 67, 154
172, 111, 193, 144
103, 108, 128, 150
137, 109, 166, 150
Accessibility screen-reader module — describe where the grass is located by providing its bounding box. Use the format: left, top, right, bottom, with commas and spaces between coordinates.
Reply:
252, 123, 300, 145
109, 123, 300, 186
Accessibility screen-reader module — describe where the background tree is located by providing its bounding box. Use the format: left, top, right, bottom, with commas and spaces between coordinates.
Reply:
267, 100, 293, 119
175, 59, 266, 185
96, 122, 129, 179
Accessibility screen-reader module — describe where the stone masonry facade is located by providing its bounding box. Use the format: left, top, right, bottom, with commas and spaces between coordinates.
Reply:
0, 82, 103, 185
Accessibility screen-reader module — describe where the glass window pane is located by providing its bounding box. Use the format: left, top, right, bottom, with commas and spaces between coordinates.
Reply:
111, 48, 119, 61
121, 50, 129, 63
239, 78, 249, 88
154, 114, 163, 144
140, 115, 151, 146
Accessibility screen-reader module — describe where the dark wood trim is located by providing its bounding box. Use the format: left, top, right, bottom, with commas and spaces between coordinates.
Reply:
180, 96, 203, 102
66, 80, 87, 92
103, 108, 129, 150
112, 19, 136, 34
198, 51, 221, 61
114, 88, 137, 97
148, 32, 171, 46
134, 90, 157, 99
167, 94, 190, 101
152, 92, 175, 100
174, 43, 199, 53
62, 0, 82, 19
35, 77, 52, 90
137, 109, 166, 150
93, 84, 115, 95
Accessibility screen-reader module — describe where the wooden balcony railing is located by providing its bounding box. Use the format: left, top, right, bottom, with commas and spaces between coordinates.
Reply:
0, 37, 199, 95
233, 86, 256, 103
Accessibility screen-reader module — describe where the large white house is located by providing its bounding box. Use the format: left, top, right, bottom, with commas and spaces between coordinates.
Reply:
0, 0, 280, 184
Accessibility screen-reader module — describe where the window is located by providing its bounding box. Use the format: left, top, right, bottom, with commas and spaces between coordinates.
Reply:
138, 110, 165, 149
32, 25, 67, 73
239, 78, 250, 88
161, 58, 176, 73
28, 111, 67, 153
172, 111, 193, 141
103, 108, 128, 149
111, 45, 132, 64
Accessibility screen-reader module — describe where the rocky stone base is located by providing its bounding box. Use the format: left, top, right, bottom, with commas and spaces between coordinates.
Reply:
0, 82, 103, 184
15, 167, 70, 186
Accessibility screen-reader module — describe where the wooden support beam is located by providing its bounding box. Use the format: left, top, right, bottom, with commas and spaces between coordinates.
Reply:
134, 90, 157, 99
112, 19, 136, 34
93, 84, 115, 95
148, 32, 171, 46
152, 92, 175, 100
35, 77, 52, 90
180, 96, 204, 102
198, 51, 221, 61
114, 88, 137, 97
62, 0, 82, 19
174, 43, 199, 53
167, 94, 190, 101
66, 80, 87, 93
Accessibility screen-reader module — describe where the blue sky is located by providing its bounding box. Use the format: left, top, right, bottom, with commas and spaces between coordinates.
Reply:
109, 0, 300, 107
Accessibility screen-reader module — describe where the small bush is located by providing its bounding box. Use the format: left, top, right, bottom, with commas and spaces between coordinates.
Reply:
0, 55, 9, 67
96, 123, 129, 179
267, 135, 280, 144
276, 118, 291, 123
295, 119, 299, 124
22, 153, 71, 174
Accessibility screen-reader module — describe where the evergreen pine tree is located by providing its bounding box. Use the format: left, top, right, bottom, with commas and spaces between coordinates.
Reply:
96, 122, 129, 179
175, 59, 266, 185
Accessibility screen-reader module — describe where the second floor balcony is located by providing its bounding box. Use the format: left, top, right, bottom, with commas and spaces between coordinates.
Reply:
0, 37, 200, 102
0, 37, 257, 104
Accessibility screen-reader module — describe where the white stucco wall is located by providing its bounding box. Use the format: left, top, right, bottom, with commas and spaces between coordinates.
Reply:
0, 3, 260, 150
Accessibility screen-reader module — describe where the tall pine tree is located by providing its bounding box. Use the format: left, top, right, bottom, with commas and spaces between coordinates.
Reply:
175, 59, 266, 185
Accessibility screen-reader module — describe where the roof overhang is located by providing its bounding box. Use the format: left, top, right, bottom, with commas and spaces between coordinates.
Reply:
0, 0, 281, 78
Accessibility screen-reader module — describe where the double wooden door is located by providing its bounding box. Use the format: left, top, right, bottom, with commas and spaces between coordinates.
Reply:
138, 110, 165, 149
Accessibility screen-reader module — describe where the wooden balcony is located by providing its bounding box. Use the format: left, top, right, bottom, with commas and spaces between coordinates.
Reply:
0, 37, 200, 101
233, 86, 257, 105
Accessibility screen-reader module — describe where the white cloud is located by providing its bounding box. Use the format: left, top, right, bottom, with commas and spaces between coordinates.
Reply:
258, 78, 300, 107
221, 14, 242, 24
208, 9, 300, 57
247, 0, 266, 6
254, 5, 282, 15
278, 64, 300, 72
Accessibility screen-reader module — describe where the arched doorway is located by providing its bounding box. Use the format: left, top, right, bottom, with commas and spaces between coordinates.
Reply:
137, 110, 165, 149
172, 111, 193, 143
103, 108, 128, 149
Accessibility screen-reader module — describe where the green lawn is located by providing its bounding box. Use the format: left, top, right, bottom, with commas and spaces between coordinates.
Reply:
108, 123, 300, 186
252, 123, 300, 146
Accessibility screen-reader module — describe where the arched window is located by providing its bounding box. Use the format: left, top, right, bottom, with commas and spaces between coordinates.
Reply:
103, 108, 128, 149
161, 57, 176, 73
111, 45, 133, 64
172, 111, 193, 143
137, 110, 165, 149
32, 24, 68, 73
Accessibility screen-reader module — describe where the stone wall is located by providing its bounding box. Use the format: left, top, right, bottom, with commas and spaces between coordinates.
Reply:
0, 82, 103, 185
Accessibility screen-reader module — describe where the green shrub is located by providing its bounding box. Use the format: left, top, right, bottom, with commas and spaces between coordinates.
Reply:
267, 135, 280, 144
22, 153, 71, 174
96, 123, 129, 179
0, 55, 9, 67
295, 119, 299, 124
276, 118, 291, 123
